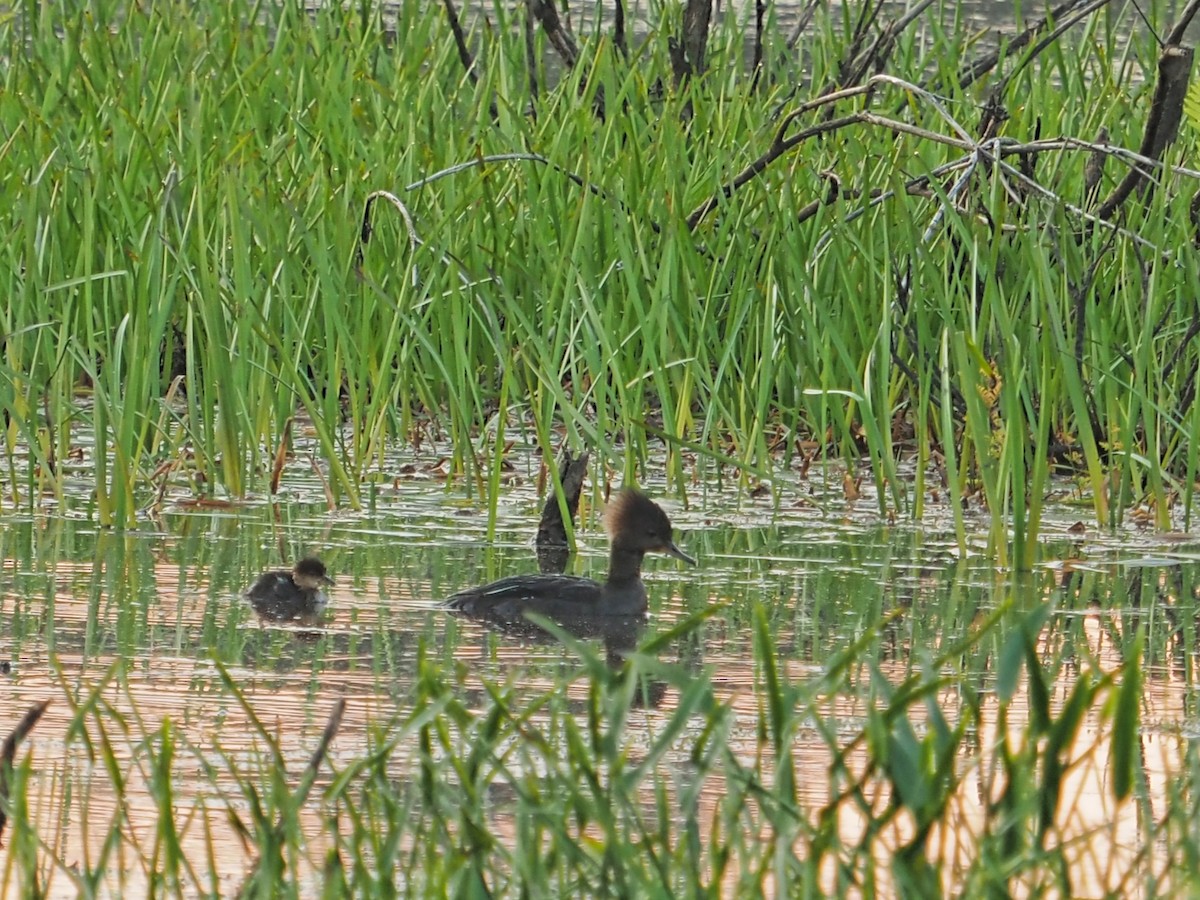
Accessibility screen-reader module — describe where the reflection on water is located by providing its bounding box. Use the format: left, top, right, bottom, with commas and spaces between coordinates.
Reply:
0, 447, 1198, 894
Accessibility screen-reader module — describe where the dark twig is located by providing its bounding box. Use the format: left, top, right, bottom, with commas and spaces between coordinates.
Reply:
0, 700, 52, 845
768, 0, 907, 121
1095, 44, 1193, 220
836, 0, 935, 93
614, 0, 628, 58
691, 73, 978, 229
1166, 0, 1200, 44
302, 698, 346, 781
751, 0, 766, 87
987, 137, 1200, 181
689, 57, 1200, 237
441, 0, 500, 122
441, 0, 478, 84
993, 0, 1112, 95
524, 0, 539, 108
809, 139, 1180, 262
792, 183, 922, 227
527, 0, 606, 118
944, 0, 1106, 92
784, 0, 821, 52
687, 106, 864, 229
528, 0, 578, 68
833, 0, 884, 92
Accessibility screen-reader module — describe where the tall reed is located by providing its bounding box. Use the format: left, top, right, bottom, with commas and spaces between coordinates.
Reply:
0, 0, 1194, 552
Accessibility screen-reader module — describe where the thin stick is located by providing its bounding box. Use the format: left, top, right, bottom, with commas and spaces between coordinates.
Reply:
1166, 0, 1200, 44
836, 0, 937, 91
996, 0, 1112, 92
528, 0, 578, 67
235, 699, 348, 896
614, 0, 628, 58
524, 0, 539, 106
1094, 44, 1193, 220
688, 68, 1200, 233
304, 698, 347, 782
784, 0, 821, 52
0, 700, 52, 845
441, 0, 478, 84
945, 0, 1106, 92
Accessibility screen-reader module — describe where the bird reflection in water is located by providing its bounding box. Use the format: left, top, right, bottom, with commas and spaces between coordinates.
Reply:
469, 610, 670, 710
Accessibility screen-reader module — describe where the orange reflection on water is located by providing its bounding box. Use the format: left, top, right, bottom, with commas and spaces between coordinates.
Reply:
0, 572, 1193, 897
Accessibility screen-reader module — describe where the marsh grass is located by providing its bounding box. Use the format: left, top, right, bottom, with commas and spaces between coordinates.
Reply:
0, 0, 1195, 551
3, 0, 1199, 890
2, 502, 1197, 895
0, 589, 1186, 896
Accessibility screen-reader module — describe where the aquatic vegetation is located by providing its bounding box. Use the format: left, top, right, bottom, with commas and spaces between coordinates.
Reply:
3, 0, 1200, 894
0, 0, 1195, 553
0, 582, 1191, 896
0, 488, 1197, 895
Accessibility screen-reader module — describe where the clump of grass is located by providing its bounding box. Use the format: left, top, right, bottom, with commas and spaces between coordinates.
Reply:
2, 0, 1197, 550
1, 590, 1185, 895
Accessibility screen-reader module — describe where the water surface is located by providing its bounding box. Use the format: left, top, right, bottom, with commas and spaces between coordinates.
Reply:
2, 440, 1198, 894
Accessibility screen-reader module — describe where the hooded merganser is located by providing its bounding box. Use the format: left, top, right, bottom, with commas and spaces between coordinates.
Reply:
246, 557, 334, 623
536, 448, 590, 574
442, 489, 695, 620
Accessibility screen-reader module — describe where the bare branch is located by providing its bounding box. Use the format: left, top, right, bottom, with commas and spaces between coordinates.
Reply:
0, 700, 52, 845
784, 0, 821, 52
524, 0, 539, 107
836, 0, 937, 90
441, 0, 478, 84
945, 0, 1110, 92
688, 75, 972, 230
528, 0, 578, 68
1166, 0, 1200, 45
614, 0, 628, 58
1095, 44, 1193, 220
996, 0, 1112, 93
304, 698, 347, 779
686, 113, 862, 230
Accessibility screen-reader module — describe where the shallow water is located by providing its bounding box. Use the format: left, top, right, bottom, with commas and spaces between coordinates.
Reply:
1, 439, 1199, 894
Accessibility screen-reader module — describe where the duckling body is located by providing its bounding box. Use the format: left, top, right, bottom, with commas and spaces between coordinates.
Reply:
246, 557, 334, 623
